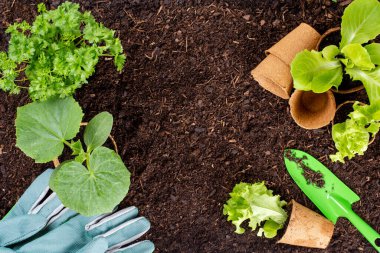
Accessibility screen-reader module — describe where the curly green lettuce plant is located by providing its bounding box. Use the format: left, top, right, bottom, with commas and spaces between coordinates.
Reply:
0, 2, 125, 101
223, 182, 288, 238
330, 101, 380, 162
15, 97, 130, 216
290, 0, 380, 162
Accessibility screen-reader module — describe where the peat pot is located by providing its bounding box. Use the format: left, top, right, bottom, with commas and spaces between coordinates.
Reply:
289, 90, 336, 129
278, 200, 334, 249
251, 23, 321, 99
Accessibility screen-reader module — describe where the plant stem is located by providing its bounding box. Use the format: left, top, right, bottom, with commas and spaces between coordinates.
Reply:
16, 67, 27, 72
63, 140, 72, 148
15, 78, 28, 82
16, 85, 28, 89
75, 38, 84, 47
86, 152, 93, 175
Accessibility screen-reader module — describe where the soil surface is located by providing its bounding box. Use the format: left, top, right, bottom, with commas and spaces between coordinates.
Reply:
1, 0, 379, 252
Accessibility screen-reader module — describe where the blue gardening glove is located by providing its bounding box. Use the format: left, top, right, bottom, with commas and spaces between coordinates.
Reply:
5, 206, 154, 253
0, 169, 77, 246
0, 170, 154, 253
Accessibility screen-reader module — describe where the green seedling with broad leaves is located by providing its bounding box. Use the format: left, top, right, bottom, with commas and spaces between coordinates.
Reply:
15, 97, 130, 216
290, 0, 380, 163
223, 182, 288, 238
0, 1, 125, 101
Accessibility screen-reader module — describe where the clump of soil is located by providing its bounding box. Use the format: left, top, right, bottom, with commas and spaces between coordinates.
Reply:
285, 150, 325, 188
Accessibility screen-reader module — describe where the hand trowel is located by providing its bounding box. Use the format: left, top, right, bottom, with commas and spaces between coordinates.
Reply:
284, 149, 380, 252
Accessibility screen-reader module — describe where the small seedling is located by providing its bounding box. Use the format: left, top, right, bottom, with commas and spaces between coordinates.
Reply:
15, 97, 130, 216
223, 182, 288, 238
0, 2, 126, 101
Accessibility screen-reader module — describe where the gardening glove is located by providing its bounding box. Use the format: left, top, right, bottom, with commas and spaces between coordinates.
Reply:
2, 206, 154, 253
0, 169, 154, 253
0, 169, 77, 246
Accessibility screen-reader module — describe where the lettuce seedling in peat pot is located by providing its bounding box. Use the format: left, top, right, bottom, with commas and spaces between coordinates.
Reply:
0, 1, 125, 101
223, 182, 288, 238
15, 97, 130, 216
223, 181, 337, 248
290, 0, 380, 162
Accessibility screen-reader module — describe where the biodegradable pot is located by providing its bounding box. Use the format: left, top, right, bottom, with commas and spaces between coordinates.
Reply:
251, 54, 293, 99
52, 122, 118, 168
316, 27, 364, 94
251, 23, 321, 99
278, 200, 334, 249
289, 90, 336, 129
315, 27, 341, 51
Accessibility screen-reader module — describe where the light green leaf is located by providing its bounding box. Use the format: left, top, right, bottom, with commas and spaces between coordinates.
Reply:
74, 152, 87, 164
340, 0, 380, 48
50, 146, 130, 216
115, 54, 126, 72
365, 43, 380, 65
84, 112, 113, 152
2, 2, 125, 101
330, 119, 370, 163
291, 50, 343, 93
330, 102, 380, 163
351, 102, 379, 123
345, 67, 380, 104
258, 219, 283, 239
70, 140, 83, 155
69, 140, 87, 163
223, 182, 287, 238
340, 58, 354, 68
322, 45, 340, 60
15, 97, 83, 163
37, 3, 47, 13
341, 44, 375, 70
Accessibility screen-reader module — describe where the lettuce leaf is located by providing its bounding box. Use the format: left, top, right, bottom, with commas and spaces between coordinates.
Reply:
223, 182, 287, 238
365, 43, 380, 65
340, 0, 380, 48
331, 102, 380, 163
330, 119, 370, 163
322, 45, 340, 61
341, 44, 375, 70
345, 67, 380, 104
291, 50, 343, 93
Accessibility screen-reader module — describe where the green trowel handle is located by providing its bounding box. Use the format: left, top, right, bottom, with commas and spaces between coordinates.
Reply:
346, 209, 380, 252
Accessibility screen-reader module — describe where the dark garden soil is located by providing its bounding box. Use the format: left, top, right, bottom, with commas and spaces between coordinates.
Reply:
0, 0, 379, 252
